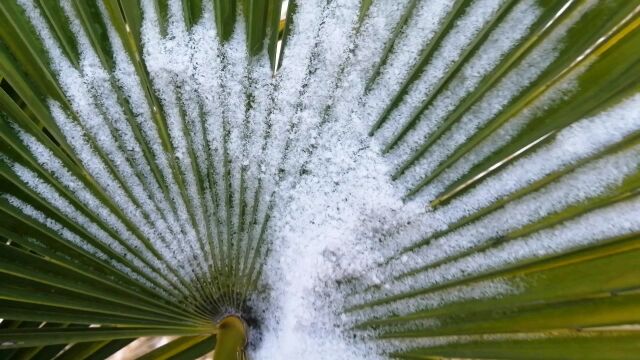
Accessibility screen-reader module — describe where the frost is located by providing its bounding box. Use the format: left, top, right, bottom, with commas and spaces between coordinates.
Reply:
3, 0, 639, 359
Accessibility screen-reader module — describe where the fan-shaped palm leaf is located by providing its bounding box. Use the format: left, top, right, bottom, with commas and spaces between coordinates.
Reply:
1, 0, 639, 359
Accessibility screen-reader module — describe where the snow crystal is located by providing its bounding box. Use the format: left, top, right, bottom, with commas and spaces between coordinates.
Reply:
3, 0, 638, 359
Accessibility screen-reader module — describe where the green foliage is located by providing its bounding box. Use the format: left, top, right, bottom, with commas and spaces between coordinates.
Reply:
0, 0, 639, 359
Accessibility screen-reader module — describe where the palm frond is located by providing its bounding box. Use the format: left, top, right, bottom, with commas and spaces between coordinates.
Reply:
0, 0, 639, 359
